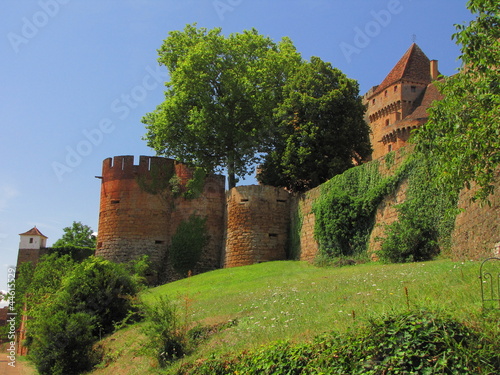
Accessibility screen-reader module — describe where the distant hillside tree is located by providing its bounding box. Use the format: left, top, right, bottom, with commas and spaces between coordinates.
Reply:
142, 24, 302, 189
258, 56, 372, 192
414, 0, 500, 200
52, 221, 96, 248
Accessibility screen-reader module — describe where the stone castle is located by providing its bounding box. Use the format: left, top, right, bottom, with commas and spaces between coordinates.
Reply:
16, 44, 500, 282
363, 43, 443, 159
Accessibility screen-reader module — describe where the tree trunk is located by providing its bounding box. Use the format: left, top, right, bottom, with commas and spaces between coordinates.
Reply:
227, 154, 237, 190
228, 163, 237, 190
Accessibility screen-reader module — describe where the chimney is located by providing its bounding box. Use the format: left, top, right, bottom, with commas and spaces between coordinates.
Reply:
430, 60, 438, 80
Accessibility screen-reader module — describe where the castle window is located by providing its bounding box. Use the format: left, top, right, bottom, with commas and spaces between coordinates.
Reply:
277, 199, 287, 203
384, 90, 388, 97
394, 85, 398, 92
411, 86, 416, 93
269, 233, 278, 238
29, 238, 34, 244
372, 99, 375, 105
97, 242, 103, 248
111, 199, 120, 204
388, 144, 393, 152
155, 240, 165, 244
385, 119, 390, 126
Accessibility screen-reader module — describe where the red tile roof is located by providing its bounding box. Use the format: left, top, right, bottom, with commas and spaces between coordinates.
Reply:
372, 43, 433, 96
19, 226, 48, 238
404, 81, 444, 121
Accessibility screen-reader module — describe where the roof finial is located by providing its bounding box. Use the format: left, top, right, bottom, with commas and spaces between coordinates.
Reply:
412, 34, 417, 43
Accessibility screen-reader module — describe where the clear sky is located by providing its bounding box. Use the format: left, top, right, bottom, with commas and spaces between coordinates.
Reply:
0, 0, 474, 292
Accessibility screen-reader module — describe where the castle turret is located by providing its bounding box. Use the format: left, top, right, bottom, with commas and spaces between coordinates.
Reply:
96, 155, 226, 282
96, 156, 173, 272
224, 185, 291, 267
17, 226, 48, 268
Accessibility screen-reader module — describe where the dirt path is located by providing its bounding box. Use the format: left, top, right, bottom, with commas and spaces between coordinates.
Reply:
0, 356, 21, 375
0, 344, 34, 375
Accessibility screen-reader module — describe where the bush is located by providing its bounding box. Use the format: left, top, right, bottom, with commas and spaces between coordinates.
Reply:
170, 215, 209, 276
27, 257, 142, 374
29, 310, 96, 375
142, 296, 187, 367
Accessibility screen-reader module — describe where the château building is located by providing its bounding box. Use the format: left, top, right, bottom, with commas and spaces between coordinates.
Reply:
363, 43, 443, 160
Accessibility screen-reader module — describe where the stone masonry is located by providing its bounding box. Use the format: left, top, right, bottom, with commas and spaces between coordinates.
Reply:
224, 185, 291, 267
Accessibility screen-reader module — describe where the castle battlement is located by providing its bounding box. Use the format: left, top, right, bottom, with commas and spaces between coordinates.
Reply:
102, 155, 175, 181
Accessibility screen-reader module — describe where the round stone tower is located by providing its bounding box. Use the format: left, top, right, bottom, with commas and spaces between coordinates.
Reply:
224, 185, 291, 267
96, 155, 173, 268
96, 155, 226, 280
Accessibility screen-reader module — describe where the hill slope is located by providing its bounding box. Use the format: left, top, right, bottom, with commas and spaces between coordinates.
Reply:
89, 259, 497, 374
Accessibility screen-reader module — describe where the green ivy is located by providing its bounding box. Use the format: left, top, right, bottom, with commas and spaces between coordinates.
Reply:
170, 215, 209, 276
174, 309, 500, 374
312, 160, 407, 259
380, 155, 460, 263
288, 201, 303, 260
183, 167, 207, 200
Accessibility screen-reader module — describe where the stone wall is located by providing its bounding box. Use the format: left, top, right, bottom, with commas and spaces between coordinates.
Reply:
224, 185, 291, 267
290, 187, 320, 262
451, 173, 500, 260
95, 152, 499, 280
16, 248, 49, 270
291, 148, 410, 262
170, 167, 226, 273
291, 148, 499, 263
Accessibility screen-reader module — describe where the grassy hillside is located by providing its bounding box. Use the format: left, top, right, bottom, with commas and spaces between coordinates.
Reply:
89, 259, 498, 374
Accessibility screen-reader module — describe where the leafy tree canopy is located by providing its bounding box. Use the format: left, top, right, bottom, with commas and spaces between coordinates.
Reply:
414, 0, 500, 200
258, 56, 371, 192
143, 24, 302, 189
52, 221, 96, 248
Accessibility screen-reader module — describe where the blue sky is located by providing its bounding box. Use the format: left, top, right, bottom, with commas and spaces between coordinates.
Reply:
0, 0, 473, 292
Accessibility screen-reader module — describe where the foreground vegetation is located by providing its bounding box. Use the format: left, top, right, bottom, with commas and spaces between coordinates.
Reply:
87, 259, 499, 374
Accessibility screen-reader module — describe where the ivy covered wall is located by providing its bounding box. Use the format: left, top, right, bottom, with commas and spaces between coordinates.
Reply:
289, 146, 488, 264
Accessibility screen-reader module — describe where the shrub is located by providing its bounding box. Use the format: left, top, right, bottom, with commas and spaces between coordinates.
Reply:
380, 156, 459, 263
29, 310, 96, 375
27, 257, 142, 374
142, 296, 187, 367
170, 215, 209, 276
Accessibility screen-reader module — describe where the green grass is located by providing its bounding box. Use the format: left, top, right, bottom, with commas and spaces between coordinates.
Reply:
90, 259, 498, 374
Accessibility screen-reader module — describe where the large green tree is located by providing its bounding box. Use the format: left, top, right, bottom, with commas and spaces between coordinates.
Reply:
142, 24, 301, 189
52, 221, 96, 248
258, 56, 371, 192
414, 0, 500, 200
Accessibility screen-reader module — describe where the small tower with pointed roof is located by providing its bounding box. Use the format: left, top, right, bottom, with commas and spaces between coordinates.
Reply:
363, 43, 443, 159
17, 226, 49, 269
